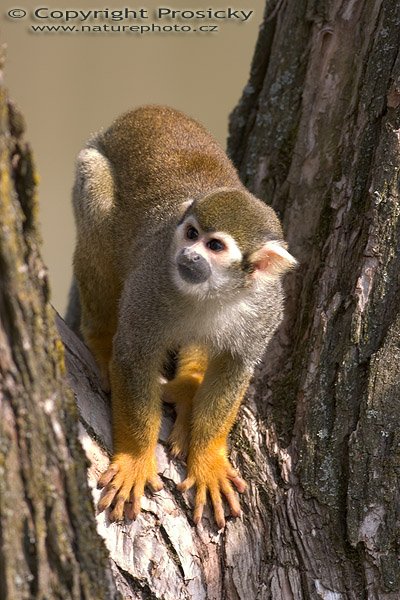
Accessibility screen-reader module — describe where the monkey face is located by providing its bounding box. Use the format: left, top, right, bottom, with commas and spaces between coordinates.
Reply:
171, 191, 297, 301
171, 216, 245, 300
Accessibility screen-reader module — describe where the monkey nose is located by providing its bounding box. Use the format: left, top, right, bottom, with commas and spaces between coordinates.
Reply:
182, 248, 201, 261
177, 250, 211, 284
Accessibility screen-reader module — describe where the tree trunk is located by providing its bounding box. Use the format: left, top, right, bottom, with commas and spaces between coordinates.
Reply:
0, 53, 117, 600
1, 0, 400, 598
228, 0, 400, 597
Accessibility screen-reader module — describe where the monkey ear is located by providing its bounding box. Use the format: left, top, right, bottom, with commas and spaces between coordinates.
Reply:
250, 241, 297, 278
178, 198, 194, 217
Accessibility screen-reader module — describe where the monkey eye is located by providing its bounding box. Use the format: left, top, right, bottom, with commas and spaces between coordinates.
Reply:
207, 239, 225, 252
186, 226, 199, 240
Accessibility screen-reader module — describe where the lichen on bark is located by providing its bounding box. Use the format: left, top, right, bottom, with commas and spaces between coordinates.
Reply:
0, 55, 117, 600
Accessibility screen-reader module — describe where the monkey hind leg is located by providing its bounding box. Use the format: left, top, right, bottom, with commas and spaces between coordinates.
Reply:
163, 345, 208, 458
163, 345, 208, 403
84, 328, 114, 393
72, 139, 120, 392
64, 276, 82, 337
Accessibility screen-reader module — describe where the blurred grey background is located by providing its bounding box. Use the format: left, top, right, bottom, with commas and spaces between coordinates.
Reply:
2, 0, 264, 311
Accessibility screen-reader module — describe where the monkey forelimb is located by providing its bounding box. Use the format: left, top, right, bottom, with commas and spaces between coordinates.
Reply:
178, 352, 250, 528
97, 357, 163, 522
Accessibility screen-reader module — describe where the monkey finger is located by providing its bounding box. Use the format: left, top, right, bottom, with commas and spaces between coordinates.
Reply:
230, 475, 246, 493
109, 495, 126, 522
193, 485, 207, 525
98, 485, 119, 513
209, 486, 225, 529
148, 475, 164, 492
227, 469, 247, 493
108, 481, 135, 521
177, 476, 195, 492
220, 481, 241, 518
126, 482, 145, 520
97, 464, 119, 489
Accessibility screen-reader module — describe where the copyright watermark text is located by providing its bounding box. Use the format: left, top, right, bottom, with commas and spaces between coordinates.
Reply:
5, 6, 255, 35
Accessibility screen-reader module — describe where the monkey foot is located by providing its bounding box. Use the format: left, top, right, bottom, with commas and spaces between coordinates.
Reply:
162, 379, 193, 459
97, 452, 163, 521
168, 437, 188, 461
168, 420, 190, 459
178, 449, 246, 529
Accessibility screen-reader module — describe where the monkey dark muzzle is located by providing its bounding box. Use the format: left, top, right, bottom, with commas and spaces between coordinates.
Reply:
177, 249, 211, 284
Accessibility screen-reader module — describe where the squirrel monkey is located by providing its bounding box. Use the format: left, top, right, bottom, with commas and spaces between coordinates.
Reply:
68, 105, 296, 529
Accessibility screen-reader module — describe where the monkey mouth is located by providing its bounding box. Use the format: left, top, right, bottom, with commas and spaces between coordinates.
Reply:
177, 262, 210, 284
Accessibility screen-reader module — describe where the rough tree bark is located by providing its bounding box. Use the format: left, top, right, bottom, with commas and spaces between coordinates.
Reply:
1, 0, 399, 598
0, 54, 117, 599
228, 0, 400, 597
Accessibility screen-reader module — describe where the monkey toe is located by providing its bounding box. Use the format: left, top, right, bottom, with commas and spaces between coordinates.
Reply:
97, 463, 119, 488
148, 475, 164, 492
178, 476, 195, 493
228, 470, 247, 493
209, 486, 226, 529
98, 485, 119, 513
220, 480, 241, 518
109, 496, 127, 522
126, 483, 145, 520
193, 485, 207, 525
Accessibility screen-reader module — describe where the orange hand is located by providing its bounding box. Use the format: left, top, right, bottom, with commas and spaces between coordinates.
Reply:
178, 443, 246, 529
97, 451, 163, 521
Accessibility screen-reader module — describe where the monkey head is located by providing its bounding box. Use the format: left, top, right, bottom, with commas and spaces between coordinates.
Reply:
171, 188, 297, 300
